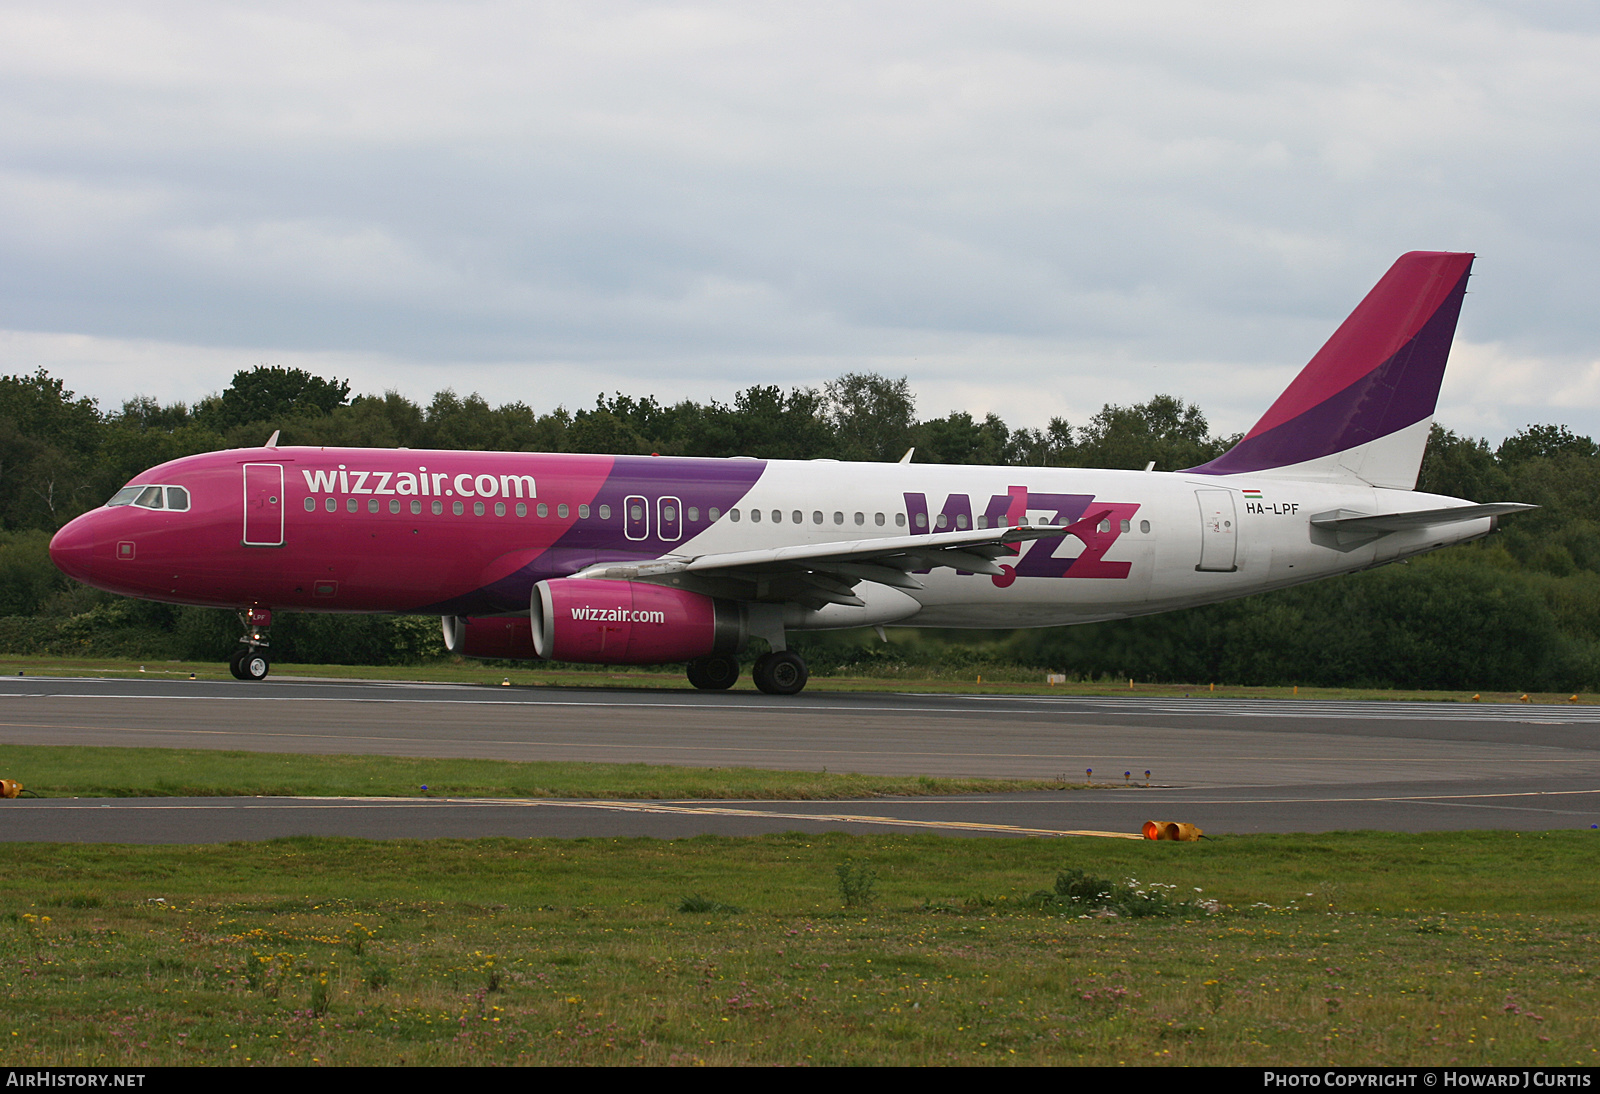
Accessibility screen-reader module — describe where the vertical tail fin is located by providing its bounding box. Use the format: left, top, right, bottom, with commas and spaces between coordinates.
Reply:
1189, 251, 1474, 489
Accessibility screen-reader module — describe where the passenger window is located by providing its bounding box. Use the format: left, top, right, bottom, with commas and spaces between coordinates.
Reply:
854, 512, 864, 525
875, 513, 884, 526
1097, 519, 1110, 534
599, 504, 611, 519
516, 503, 527, 517
411, 500, 422, 515
579, 504, 590, 519
432, 500, 444, 515
771, 510, 781, 524
326, 497, 337, 513
688, 507, 699, 521
1140, 520, 1151, 534
165, 487, 190, 511
304, 497, 316, 512
495, 502, 506, 516
812, 511, 823, 525
936, 514, 948, 529
975, 516, 986, 529
915, 513, 927, 528
751, 509, 762, 523
833, 512, 844, 525
391, 500, 402, 514
453, 501, 464, 515
956, 514, 968, 529
896, 513, 906, 527
709, 507, 721, 521
473, 501, 485, 516
538, 502, 549, 517
558, 503, 569, 518
730, 509, 740, 522
347, 498, 359, 513
791, 510, 802, 525
368, 499, 379, 513
1120, 519, 1131, 533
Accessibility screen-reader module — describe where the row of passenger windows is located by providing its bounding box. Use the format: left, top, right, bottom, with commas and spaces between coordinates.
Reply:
301, 495, 1154, 537
305, 497, 736, 522
724, 509, 1152, 535
307, 496, 603, 518
731, 509, 905, 527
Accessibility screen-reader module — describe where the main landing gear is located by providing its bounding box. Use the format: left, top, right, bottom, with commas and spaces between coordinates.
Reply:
752, 650, 808, 696
229, 607, 273, 681
685, 654, 740, 691
684, 650, 811, 695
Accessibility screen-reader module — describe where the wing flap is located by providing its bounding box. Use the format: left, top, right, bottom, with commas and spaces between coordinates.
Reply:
573, 523, 1066, 597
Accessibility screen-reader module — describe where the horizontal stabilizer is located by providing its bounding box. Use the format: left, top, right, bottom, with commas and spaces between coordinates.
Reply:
1310, 502, 1536, 533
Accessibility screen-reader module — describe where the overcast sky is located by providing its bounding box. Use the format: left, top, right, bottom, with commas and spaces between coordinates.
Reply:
3, 0, 1598, 443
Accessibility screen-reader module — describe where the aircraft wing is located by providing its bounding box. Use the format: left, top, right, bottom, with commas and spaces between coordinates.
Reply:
571, 522, 1076, 608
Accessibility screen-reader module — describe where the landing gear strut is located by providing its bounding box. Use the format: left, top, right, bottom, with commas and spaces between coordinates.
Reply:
686, 654, 740, 691
230, 607, 273, 681
752, 650, 808, 696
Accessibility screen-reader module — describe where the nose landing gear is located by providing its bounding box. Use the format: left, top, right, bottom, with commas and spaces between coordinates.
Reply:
229, 649, 271, 680
229, 607, 273, 681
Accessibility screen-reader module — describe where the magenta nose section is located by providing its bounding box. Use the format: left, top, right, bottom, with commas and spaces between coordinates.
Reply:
49, 516, 97, 584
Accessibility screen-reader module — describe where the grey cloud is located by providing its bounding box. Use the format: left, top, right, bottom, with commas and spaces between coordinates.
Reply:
1, 1, 1599, 440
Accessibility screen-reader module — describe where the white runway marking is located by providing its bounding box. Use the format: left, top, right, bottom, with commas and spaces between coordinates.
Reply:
9, 689, 1600, 727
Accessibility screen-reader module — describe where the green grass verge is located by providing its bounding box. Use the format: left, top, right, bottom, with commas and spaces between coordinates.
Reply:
4, 652, 1592, 703
1, 831, 1595, 1066
0, 744, 1060, 800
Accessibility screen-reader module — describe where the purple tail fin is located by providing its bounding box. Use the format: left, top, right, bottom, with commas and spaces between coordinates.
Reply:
1189, 251, 1474, 488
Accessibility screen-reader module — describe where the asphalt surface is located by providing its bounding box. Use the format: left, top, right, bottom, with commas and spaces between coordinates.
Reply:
3, 675, 1599, 840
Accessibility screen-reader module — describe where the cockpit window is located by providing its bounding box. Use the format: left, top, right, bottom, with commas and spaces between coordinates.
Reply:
105, 484, 190, 512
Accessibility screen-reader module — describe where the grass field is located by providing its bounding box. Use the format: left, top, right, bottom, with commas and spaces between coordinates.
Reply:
2, 832, 1596, 1066
3, 658, 1593, 1066
0, 744, 1059, 800
3, 653, 1592, 704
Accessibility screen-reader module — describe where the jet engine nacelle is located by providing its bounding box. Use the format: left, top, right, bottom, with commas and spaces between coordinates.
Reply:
441, 614, 539, 660
531, 578, 747, 664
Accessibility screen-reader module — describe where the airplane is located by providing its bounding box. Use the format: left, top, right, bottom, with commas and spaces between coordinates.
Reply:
48, 251, 1532, 694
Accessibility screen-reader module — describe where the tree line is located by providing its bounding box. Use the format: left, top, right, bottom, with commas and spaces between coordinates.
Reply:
0, 365, 1232, 534
4, 364, 1599, 691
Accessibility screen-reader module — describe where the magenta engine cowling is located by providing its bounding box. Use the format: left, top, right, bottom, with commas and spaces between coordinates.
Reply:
531, 578, 746, 664
441, 614, 540, 660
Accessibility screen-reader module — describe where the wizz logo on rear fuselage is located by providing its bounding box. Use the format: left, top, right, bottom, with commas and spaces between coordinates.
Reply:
904, 489, 1140, 583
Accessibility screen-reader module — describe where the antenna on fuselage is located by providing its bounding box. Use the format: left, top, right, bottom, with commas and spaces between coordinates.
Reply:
898, 448, 915, 463
265, 430, 280, 448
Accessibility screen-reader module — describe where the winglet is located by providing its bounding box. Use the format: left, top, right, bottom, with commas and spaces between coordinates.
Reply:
1189, 251, 1474, 488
